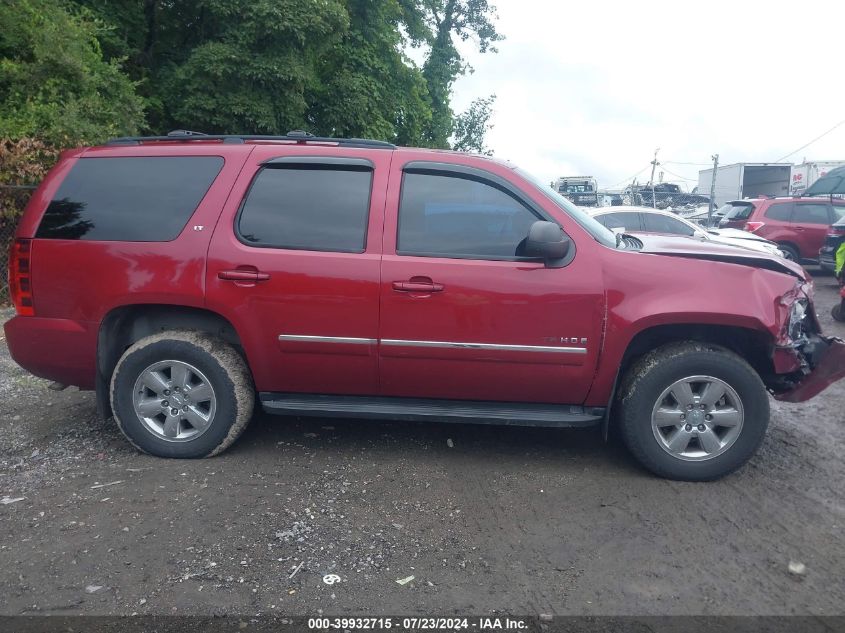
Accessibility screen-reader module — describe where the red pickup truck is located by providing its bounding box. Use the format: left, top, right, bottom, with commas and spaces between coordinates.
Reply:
6, 132, 845, 480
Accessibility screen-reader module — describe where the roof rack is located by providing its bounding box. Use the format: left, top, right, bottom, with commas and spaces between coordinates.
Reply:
105, 129, 396, 149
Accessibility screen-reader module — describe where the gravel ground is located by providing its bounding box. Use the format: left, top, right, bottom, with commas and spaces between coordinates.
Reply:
0, 271, 843, 617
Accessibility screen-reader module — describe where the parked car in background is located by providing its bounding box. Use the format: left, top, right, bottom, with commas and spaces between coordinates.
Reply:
590, 206, 784, 258
5, 132, 844, 481
719, 197, 845, 262
554, 176, 599, 207
819, 216, 845, 274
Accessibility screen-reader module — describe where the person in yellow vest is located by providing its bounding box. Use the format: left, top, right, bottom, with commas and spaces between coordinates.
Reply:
834, 242, 845, 322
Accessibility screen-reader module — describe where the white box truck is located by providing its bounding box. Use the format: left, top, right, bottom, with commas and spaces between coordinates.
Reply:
790, 161, 845, 195
697, 163, 792, 207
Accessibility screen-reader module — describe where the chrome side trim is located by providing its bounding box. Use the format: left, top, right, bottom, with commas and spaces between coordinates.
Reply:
380, 339, 588, 354
278, 335, 375, 345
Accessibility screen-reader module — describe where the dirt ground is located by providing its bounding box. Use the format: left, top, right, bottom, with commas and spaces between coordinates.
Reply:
1, 270, 843, 617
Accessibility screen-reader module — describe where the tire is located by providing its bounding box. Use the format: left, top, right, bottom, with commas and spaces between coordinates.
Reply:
617, 342, 769, 481
778, 244, 799, 262
833, 303, 844, 322
110, 330, 255, 458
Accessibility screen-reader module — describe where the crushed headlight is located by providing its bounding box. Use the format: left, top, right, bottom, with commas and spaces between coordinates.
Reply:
787, 298, 809, 343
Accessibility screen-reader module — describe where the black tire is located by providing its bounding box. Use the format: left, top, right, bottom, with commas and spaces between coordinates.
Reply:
617, 342, 769, 481
833, 303, 844, 322
778, 244, 800, 262
110, 330, 254, 458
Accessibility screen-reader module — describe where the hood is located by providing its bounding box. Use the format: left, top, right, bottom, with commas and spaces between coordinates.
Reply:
631, 233, 806, 278
707, 227, 773, 244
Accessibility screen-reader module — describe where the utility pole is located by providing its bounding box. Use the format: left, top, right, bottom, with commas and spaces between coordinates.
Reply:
648, 148, 660, 208
707, 153, 719, 225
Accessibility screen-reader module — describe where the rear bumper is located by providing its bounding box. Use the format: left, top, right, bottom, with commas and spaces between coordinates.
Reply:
774, 336, 845, 403
3, 316, 98, 389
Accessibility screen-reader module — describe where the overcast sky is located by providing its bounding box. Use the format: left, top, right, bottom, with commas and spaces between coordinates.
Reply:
448, 0, 845, 191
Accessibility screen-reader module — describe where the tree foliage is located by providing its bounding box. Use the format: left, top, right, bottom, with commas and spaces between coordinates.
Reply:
0, 0, 145, 145
452, 95, 496, 155
1, 0, 500, 150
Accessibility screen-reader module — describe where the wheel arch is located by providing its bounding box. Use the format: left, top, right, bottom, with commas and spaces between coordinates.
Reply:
602, 322, 775, 439
96, 304, 246, 419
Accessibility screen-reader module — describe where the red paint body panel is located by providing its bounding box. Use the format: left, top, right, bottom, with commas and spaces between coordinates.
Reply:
205, 145, 391, 394
774, 338, 845, 402
3, 140, 843, 410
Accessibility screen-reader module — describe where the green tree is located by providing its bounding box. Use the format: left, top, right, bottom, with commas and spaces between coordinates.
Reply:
452, 94, 495, 154
415, 0, 503, 148
308, 0, 432, 145
0, 0, 145, 145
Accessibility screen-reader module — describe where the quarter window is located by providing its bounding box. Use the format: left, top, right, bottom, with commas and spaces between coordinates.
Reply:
237, 165, 372, 252
37, 156, 224, 241
398, 172, 541, 259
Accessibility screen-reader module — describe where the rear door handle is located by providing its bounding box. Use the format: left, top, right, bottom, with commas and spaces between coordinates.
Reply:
392, 278, 444, 293
218, 269, 271, 282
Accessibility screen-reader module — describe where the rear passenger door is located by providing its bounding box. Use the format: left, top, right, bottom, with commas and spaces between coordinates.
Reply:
791, 202, 834, 259
206, 148, 390, 396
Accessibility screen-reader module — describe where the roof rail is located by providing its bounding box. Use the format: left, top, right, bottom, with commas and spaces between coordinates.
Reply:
106, 129, 396, 149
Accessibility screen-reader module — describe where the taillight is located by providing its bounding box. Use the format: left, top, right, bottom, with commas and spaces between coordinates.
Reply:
745, 222, 765, 233
8, 238, 34, 316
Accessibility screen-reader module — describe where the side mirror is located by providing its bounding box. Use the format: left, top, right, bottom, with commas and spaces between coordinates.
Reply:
524, 220, 571, 268
693, 229, 707, 240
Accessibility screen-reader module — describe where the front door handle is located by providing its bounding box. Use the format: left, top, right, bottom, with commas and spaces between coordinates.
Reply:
392, 277, 444, 293
218, 269, 271, 282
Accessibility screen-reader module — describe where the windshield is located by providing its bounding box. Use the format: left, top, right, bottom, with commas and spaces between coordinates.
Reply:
516, 168, 617, 248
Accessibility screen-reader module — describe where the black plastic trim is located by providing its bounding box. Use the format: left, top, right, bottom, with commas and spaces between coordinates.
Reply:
261, 156, 374, 169
259, 393, 604, 428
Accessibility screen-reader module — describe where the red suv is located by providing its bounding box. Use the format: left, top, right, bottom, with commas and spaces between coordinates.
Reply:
719, 197, 845, 262
5, 132, 845, 481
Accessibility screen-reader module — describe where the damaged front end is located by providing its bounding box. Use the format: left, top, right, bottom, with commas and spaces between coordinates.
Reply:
768, 280, 845, 402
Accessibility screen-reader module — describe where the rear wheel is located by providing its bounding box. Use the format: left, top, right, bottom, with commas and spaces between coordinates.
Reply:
833, 303, 844, 322
617, 342, 769, 481
110, 330, 254, 458
778, 244, 799, 262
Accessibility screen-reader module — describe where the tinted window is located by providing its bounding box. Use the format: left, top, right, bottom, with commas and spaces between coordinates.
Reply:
721, 202, 755, 220
793, 203, 831, 225
398, 172, 541, 259
764, 202, 793, 221
238, 166, 372, 252
37, 157, 224, 241
595, 212, 641, 232
642, 213, 696, 236
832, 204, 845, 220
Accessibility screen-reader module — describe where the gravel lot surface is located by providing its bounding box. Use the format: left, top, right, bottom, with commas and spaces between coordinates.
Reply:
1, 270, 843, 617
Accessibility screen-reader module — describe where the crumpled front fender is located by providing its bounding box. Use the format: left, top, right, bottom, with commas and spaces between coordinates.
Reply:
774, 336, 845, 403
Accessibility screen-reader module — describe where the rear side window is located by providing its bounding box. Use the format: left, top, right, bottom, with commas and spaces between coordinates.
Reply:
793, 203, 831, 224
834, 205, 845, 221
764, 202, 793, 221
595, 212, 641, 232
397, 172, 541, 259
642, 213, 696, 236
37, 157, 223, 241
237, 165, 372, 253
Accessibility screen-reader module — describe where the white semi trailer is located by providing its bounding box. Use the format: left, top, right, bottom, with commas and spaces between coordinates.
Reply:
697, 163, 792, 207
790, 161, 845, 195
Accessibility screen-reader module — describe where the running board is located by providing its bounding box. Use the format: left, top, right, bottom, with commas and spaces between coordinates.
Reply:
259, 393, 604, 428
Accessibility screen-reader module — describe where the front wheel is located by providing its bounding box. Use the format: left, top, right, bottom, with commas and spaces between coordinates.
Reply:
778, 244, 799, 262
110, 330, 255, 458
617, 342, 769, 481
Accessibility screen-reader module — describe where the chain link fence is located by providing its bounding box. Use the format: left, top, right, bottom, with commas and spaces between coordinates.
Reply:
0, 184, 36, 305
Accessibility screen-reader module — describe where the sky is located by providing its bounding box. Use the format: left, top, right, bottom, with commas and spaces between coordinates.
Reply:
447, 0, 845, 192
